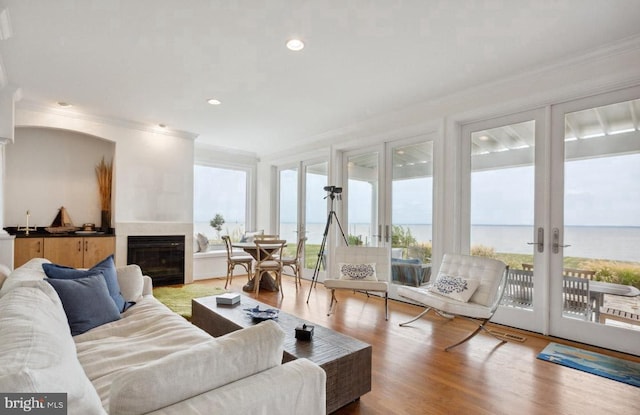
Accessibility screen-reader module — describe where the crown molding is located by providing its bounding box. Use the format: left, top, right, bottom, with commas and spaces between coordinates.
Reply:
194, 140, 258, 165
263, 34, 640, 161
16, 99, 199, 141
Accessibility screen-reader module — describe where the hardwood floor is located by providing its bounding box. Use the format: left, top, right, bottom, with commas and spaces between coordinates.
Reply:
185, 275, 640, 415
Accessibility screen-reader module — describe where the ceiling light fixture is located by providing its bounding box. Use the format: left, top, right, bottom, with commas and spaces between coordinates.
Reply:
157, 124, 167, 129
207, 98, 221, 105
57, 101, 72, 107
286, 38, 305, 51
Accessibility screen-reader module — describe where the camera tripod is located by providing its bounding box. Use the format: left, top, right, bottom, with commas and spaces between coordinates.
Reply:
306, 188, 348, 303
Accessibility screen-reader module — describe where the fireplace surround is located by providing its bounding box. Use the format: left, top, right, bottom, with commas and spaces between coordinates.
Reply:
127, 235, 185, 286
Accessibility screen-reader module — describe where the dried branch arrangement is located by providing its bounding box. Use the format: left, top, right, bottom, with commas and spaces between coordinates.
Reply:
96, 157, 112, 211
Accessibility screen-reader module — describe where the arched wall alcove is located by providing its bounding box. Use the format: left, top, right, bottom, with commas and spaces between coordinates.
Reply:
5, 126, 115, 229
7, 105, 197, 281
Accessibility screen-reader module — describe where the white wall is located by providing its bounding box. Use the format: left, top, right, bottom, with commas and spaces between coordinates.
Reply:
260, 36, 640, 263
5, 127, 114, 228
10, 104, 197, 280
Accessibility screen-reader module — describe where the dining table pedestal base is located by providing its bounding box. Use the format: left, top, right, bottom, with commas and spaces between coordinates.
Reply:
242, 271, 278, 292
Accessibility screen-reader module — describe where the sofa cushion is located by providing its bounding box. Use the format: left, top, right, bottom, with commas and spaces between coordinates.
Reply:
0, 258, 51, 295
109, 320, 285, 414
0, 281, 105, 414
0, 263, 10, 289
43, 255, 127, 312
75, 297, 214, 408
391, 257, 421, 264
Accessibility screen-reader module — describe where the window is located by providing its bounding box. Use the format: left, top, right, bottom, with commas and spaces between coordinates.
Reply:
194, 165, 249, 242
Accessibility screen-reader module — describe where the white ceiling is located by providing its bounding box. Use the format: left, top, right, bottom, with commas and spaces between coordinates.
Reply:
2, 0, 640, 158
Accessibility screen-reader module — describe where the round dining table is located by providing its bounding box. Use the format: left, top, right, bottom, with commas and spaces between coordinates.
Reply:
231, 241, 285, 292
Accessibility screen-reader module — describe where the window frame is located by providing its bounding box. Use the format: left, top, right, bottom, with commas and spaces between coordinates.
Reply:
193, 160, 256, 247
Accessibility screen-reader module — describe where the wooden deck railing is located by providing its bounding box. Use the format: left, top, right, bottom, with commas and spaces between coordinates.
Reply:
521, 264, 596, 280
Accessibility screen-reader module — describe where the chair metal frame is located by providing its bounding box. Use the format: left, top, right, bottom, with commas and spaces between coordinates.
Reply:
398, 254, 509, 351
324, 246, 390, 321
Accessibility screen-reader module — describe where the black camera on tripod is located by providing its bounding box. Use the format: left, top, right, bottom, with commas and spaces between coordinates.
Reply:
324, 186, 342, 200
323, 185, 342, 193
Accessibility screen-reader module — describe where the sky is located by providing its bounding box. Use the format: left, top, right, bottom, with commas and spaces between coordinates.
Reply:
195, 152, 640, 228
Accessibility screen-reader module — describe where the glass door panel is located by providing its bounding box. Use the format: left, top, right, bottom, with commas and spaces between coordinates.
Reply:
303, 161, 329, 278
550, 93, 640, 355
304, 161, 328, 277
346, 151, 380, 246
279, 161, 330, 280
389, 141, 434, 289
466, 117, 543, 332
561, 99, 640, 321
278, 167, 298, 257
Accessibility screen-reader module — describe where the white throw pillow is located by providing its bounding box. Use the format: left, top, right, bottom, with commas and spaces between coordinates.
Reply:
116, 264, 145, 303
429, 274, 480, 302
338, 263, 377, 281
196, 233, 209, 252
193, 235, 200, 252
242, 230, 264, 243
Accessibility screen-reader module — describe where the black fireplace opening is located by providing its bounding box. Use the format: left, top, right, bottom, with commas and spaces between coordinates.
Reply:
127, 235, 185, 286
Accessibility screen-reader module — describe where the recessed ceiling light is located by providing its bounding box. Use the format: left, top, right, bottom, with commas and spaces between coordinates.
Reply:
286, 38, 305, 51
207, 98, 221, 105
57, 101, 72, 107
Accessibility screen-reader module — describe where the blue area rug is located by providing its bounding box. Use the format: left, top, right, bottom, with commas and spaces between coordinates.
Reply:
537, 342, 640, 387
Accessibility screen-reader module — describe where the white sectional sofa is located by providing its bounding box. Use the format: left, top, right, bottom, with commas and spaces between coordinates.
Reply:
0, 258, 326, 415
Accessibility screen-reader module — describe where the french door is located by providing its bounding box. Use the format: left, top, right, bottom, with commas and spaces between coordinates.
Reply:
463, 89, 640, 354
342, 136, 434, 300
278, 160, 329, 281
549, 89, 640, 355
462, 109, 546, 333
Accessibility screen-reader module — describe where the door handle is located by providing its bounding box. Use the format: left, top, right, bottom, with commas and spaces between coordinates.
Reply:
527, 227, 544, 253
552, 228, 571, 254
384, 225, 390, 243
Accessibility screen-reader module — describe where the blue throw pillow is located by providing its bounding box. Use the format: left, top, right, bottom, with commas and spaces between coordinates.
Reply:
42, 255, 127, 312
46, 274, 121, 335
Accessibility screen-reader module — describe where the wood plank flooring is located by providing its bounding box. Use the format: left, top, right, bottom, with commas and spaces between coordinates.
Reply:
181, 275, 640, 415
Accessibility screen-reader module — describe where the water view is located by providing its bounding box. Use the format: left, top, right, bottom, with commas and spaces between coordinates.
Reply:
276, 223, 640, 263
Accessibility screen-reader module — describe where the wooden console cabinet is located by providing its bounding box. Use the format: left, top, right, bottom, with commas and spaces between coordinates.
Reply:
14, 235, 115, 268
14, 238, 44, 268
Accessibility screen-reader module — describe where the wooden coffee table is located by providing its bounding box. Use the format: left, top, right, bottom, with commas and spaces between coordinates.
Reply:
192, 295, 372, 413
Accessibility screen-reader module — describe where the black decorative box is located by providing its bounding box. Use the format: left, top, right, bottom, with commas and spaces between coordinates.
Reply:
295, 324, 314, 341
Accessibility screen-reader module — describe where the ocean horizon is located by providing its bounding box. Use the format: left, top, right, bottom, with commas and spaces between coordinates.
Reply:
195, 222, 640, 263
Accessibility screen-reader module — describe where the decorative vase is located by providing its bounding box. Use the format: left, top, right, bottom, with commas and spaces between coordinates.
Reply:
101, 210, 111, 233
